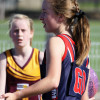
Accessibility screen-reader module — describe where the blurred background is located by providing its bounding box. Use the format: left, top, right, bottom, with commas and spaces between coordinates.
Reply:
0, 0, 100, 99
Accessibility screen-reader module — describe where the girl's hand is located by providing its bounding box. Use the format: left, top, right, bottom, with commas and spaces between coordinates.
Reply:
0, 93, 18, 100
89, 97, 95, 100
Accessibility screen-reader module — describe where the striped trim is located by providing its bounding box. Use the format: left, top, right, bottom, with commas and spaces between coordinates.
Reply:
6, 48, 41, 81
57, 34, 75, 62
7, 68, 40, 81
10, 49, 34, 69
86, 58, 89, 68
7, 62, 38, 78
62, 34, 75, 62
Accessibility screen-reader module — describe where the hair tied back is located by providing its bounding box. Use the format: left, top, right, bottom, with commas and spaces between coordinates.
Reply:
76, 10, 85, 17
73, 10, 85, 24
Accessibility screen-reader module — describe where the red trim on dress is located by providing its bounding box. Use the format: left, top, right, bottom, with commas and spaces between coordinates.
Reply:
86, 58, 89, 68
57, 34, 75, 62
58, 35, 68, 61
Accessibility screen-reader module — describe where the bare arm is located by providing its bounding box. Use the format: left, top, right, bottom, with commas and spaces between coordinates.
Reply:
0, 53, 7, 100
1, 37, 65, 100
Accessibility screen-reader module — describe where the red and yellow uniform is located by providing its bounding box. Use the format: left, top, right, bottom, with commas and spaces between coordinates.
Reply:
5, 48, 42, 100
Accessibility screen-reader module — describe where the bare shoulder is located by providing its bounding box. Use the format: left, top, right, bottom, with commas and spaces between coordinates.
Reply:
48, 36, 64, 43
46, 36, 65, 58
39, 51, 44, 56
39, 51, 44, 65
47, 36, 65, 49
0, 52, 7, 67
0, 52, 6, 60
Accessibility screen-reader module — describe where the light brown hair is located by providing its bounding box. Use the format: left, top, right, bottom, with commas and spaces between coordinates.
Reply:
47, 0, 90, 66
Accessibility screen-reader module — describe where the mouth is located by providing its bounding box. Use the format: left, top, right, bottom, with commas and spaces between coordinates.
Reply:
17, 39, 23, 43
43, 24, 46, 28
42, 21, 46, 28
17, 37, 23, 42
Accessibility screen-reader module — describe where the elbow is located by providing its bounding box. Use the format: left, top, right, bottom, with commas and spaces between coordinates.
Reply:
51, 78, 59, 89
53, 83, 59, 89
47, 73, 60, 89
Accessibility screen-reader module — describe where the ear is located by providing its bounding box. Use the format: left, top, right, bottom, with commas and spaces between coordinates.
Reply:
58, 14, 65, 22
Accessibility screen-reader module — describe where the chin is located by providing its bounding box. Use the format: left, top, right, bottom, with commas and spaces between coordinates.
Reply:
17, 44, 24, 47
45, 29, 52, 33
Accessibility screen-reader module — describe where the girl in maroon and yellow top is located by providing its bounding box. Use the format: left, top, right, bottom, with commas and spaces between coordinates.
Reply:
0, 14, 44, 100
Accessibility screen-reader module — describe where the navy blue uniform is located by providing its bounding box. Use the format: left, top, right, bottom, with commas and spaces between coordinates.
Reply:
41, 34, 89, 100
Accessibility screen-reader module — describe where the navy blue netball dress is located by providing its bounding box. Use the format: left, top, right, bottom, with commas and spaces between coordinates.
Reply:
41, 34, 89, 100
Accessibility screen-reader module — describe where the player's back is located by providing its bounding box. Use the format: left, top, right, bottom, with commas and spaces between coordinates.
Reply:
41, 34, 89, 100
58, 34, 89, 100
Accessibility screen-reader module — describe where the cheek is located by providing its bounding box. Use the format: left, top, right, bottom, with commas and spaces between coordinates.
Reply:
47, 15, 58, 26
24, 34, 31, 41
10, 33, 16, 39
47, 20, 58, 29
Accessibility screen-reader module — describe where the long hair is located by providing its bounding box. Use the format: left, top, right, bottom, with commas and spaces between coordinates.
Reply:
47, 0, 90, 66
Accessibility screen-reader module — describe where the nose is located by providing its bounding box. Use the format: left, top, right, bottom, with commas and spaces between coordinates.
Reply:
18, 30, 23, 36
39, 13, 44, 20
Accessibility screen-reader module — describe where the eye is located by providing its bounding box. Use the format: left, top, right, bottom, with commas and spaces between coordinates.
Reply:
14, 29, 19, 33
44, 11, 47, 14
22, 29, 26, 32
42, 10, 47, 15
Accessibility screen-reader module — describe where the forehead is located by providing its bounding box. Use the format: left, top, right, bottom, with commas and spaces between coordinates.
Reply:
42, 0, 52, 10
12, 19, 30, 28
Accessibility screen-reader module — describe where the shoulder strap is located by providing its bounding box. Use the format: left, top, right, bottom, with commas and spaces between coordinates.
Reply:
82, 56, 89, 68
57, 34, 75, 62
5, 49, 11, 58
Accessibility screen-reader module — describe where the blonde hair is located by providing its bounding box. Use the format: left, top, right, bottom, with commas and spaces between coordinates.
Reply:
9, 14, 34, 46
47, 0, 90, 66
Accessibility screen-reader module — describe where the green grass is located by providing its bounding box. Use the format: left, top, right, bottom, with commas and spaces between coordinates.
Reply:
33, 20, 46, 41
0, 19, 99, 42
0, 19, 100, 80
89, 20, 100, 80
80, 2, 100, 11
89, 20, 100, 42
0, 20, 46, 41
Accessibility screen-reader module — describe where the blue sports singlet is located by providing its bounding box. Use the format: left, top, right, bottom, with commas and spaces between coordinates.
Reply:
41, 34, 89, 100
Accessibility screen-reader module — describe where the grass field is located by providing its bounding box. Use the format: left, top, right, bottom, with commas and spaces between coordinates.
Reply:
0, 19, 100, 81
89, 20, 100, 42
80, 3, 100, 11
0, 19, 100, 42
89, 20, 100, 79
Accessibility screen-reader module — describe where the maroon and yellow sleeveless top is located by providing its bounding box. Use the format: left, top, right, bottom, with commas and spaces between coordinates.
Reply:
5, 48, 42, 100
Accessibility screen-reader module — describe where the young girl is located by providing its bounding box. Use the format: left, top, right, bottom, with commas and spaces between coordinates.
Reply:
0, 14, 44, 100
1, 0, 91, 100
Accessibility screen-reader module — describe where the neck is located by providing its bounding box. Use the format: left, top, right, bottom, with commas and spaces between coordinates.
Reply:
13, 46, 32, 57
55, 30, 72, 37
54, 23, 72, 37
